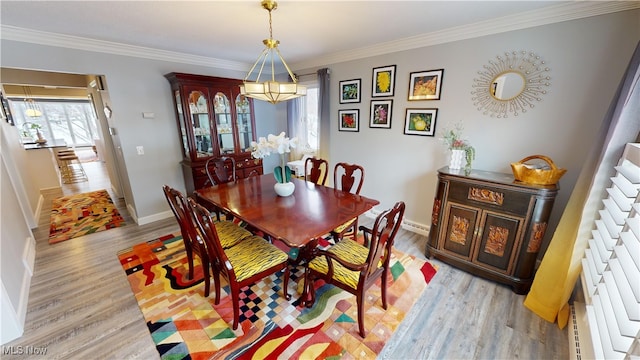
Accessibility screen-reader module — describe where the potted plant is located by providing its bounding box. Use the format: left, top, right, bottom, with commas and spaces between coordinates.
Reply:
22, 122, 47, 144
441, 123, 475, 170
251, 132, 298, 196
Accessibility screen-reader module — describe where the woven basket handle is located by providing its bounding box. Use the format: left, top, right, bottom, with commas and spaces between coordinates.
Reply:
517, 154, 558, 170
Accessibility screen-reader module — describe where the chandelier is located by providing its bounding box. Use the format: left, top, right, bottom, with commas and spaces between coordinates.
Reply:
240, 0, 306, 104
23, 86, 42, 117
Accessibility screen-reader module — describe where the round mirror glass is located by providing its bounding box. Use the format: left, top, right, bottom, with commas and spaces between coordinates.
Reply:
471, 51, 551, 118
491, 71, 525, 100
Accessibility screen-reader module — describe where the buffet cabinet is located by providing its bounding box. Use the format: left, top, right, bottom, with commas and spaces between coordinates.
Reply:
427, 167, 558, 294
165, 73, 262, 194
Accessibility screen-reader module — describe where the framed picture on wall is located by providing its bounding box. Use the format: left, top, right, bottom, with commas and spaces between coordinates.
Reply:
372, 65, 396, 97
408, 69, 444, 100
369, 99, 393, 129
338, 109, 359, 132
404, 108, 438, 136
339, 79, 361, 103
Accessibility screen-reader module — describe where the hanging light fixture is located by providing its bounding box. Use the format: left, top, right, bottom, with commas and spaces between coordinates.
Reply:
23, 86, 42, 117
240, 0, 306, 104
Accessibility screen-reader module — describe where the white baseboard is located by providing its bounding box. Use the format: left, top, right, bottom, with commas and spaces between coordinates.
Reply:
137, 209, 173, 226
364, 208, 430, 237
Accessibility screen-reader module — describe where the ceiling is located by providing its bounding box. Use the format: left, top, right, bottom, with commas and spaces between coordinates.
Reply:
0, 1, 635, 72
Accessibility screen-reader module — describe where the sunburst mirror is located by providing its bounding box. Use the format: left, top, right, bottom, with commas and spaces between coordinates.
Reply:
471, 50, 551, 118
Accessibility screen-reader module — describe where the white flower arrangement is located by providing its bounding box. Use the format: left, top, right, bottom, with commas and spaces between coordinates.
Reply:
251, 132, 298, 183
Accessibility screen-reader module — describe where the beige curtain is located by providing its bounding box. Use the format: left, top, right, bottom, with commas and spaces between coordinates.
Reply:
523, 41, 640, 328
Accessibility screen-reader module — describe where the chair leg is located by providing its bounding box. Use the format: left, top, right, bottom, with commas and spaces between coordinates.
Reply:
350, 218, 359, 241
211, 265, 221, 305
304, 269, 316, 308
231, 284, 240, 330
282, 267, 291, 300
186, 248, 194, 280
203, 258, 210, 297
381, 269, 388, 309
357, 293, 365, 338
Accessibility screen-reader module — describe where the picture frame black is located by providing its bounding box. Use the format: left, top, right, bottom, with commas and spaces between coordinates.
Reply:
339, 79, 361, 104
338, 109, 359, 132
408, 69, 444, 101
369, 99, 393, 129
404, 108, 438, 136
372, 65, 396, 97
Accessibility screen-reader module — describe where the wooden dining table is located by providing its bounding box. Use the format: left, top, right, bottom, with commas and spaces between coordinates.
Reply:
194, 174, 380, 251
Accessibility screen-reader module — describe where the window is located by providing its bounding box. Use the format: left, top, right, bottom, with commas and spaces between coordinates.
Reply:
298, 80, 319, 152
9, 98, 99, 147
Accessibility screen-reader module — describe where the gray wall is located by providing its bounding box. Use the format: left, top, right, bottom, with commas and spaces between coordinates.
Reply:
320, 11, 639, 253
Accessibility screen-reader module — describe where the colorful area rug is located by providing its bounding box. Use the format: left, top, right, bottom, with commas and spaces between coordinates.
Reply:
49, 189, 125, 244
117, 233, 437, 359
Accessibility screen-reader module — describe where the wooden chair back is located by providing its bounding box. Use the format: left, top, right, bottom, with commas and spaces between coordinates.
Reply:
205, 156, 237, 185
333, 162, 364, 194
363, 201, 406, 277
304, 157, 329, 185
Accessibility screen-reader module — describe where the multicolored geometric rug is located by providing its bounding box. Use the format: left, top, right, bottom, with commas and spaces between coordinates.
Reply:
117, 233, 437, 359
49, 189, 125, 244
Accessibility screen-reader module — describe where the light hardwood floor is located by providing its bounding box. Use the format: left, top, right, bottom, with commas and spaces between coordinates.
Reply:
5, 154, 569, 359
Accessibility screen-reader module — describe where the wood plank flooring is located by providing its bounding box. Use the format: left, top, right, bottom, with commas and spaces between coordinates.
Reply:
4, 153, 569, 359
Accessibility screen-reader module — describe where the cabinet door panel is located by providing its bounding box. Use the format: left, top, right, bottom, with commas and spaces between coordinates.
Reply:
214, 92, 234, 155
188, 90, 214, 158
442, 203, 479, 259
473, 212, 522, 273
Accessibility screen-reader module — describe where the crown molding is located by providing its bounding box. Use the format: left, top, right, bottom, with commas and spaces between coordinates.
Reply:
1, 2, 637, 72
0, 25, 249, 72
292, 1, 640, 70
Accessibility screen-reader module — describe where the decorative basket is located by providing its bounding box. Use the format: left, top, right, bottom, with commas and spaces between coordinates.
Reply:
510, 155, 566, 185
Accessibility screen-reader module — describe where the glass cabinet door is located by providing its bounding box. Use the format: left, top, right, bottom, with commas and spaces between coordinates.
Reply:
235, 94, 253, 152
175, 90, 189, 159
188, 90, 213, 158
214, 92, 234, 155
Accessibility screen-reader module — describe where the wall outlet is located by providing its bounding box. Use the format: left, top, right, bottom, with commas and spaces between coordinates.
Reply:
136, 146, 144, 155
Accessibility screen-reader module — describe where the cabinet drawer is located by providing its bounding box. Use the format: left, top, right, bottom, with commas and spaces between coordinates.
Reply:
447, 181, 532, 216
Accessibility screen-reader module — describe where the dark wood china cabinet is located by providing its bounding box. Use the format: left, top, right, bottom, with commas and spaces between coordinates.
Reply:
427, 167, 558, 294
165, 72, 262, 194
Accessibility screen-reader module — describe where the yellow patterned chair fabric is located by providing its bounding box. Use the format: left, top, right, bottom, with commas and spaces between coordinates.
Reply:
225, 236, 290, 282
188, 198, 290, 330
213, 220, 253, 249
307, 238, 368, 290
305, 201, 405, 338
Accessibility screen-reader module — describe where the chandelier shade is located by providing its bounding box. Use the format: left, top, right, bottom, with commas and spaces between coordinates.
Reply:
240, 0, 306, 104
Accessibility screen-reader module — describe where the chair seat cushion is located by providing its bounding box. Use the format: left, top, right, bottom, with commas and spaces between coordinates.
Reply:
333, 217, 356, 234
225, 236, 288, 282
215, 221, 253, 248
308, 238, 368, 290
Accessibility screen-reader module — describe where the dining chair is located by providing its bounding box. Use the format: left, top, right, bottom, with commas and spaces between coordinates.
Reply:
163, 185, 255, 296
188, 197, 291, 330
304, 156, 329, 185
204, 156, 237, 220
163, 184, 213, 296
330, 162, 365, 241
304, 201, 405, 338
205, 156, 237, 185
